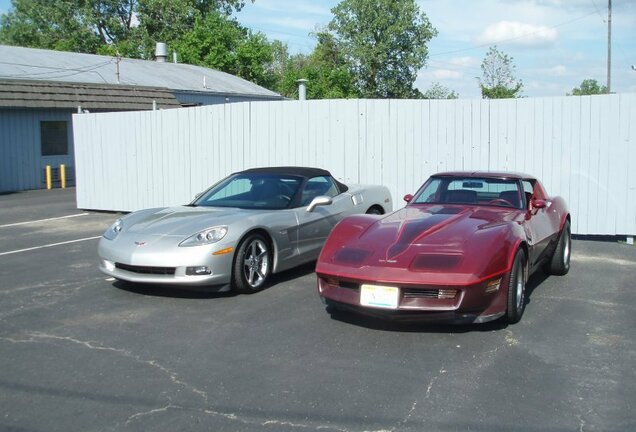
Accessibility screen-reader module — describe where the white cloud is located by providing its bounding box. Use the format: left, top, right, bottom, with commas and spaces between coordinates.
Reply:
262, 17, 318, 31
254, 0, 331, 16
538, 65, 568, 76
477, 21, 559, 47
419, 69, 463, 80
445, 56, 480, 68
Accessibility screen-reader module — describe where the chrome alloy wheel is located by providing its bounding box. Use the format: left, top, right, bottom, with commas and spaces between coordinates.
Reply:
516, 263, 525, 312
242, 239, 269, 288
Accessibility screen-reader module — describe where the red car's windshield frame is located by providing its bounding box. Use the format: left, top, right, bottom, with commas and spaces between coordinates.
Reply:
409, 176, 526, 209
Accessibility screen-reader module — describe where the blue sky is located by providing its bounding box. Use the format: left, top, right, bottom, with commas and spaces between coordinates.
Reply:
1, 0, 635, 97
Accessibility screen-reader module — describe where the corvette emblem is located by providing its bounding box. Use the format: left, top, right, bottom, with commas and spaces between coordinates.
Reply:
134, 241, 146, 247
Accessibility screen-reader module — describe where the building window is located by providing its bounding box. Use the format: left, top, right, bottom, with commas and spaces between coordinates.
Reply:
41, 121, 68, 156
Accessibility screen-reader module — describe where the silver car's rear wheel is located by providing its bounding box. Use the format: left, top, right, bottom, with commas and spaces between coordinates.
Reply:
232, 233, 271, 293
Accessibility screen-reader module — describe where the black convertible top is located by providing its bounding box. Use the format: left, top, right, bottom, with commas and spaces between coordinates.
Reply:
239, 166, 348, 193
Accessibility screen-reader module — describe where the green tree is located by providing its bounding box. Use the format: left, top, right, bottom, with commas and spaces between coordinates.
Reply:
275, 32, 358, 99
421, 82, 458, 99
172, 13, 275, 88
479, 46, 523, 99
0, 0, 251, 56
328, 0, 437, 98
0, 0, 102, 52
568, 79, 608, 96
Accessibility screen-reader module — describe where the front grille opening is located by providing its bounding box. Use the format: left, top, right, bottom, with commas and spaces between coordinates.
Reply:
339, 281, 359, 290
115, 263, 176, 275
402, 288, 458, 299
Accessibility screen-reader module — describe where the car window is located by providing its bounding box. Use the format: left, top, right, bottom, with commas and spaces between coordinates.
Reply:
195, 174, 302, 210
412, 177, 523, 208
206, 178, 252, 200
412, 178, 442, 204
301, 176, 339, 206
522, 180, 534, 208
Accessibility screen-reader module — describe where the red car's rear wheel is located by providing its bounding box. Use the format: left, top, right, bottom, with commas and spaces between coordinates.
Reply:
547, 220, 571, 276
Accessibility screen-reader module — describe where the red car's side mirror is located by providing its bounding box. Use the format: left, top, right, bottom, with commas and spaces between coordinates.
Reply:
403, 194, 413, 203
532, 199, 547, 209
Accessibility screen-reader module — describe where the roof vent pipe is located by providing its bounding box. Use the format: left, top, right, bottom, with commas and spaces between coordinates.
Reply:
155, 42, 167, 62
296, 79, 308, 101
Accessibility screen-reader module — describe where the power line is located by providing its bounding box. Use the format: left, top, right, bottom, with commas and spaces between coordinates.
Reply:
429, 10, 598, 58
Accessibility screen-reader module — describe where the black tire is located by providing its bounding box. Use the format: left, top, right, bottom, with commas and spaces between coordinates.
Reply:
505, 249, 527, 324
547, 220, 571, 276
366, 206, 383, 215
232, 233, 272, 294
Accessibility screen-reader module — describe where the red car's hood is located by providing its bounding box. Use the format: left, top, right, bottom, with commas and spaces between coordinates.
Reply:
335, 204, 519, 266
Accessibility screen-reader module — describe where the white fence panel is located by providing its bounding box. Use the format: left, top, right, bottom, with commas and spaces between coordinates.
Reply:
73, 94, 636, 236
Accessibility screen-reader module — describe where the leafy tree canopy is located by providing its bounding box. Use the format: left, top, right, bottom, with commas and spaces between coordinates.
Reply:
421, 82, 458, 99
0, 0, 251, 57
328, 0, 437, 98
275, 32, 358, 99
568, 79, 608, 96
479, 46, 523, 99
172, 13, 275, 88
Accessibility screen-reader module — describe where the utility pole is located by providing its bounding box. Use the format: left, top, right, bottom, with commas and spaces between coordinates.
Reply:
607, 0, 612, 93
115, 53, 121, 84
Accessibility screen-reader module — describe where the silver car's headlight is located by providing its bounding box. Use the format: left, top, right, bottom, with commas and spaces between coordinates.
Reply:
179, 226, 228, 247
103, 218, 123, 240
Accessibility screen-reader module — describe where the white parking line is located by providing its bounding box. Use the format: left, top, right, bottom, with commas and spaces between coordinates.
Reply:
0, 213, 90, 228
0, 236, 101, 257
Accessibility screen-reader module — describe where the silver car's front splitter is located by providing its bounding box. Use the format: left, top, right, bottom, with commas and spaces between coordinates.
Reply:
98, 236, 235, 287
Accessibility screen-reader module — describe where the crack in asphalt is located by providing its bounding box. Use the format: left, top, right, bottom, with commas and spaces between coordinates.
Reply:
126, 404, 181, 424
0, 332, 358, 432
0, 332, 210, 406
0, 277, 107, 322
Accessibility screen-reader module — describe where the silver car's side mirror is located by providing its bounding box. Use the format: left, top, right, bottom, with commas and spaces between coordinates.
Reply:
307, 196, 332, 212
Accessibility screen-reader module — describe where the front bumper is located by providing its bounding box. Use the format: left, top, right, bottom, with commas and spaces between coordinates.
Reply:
98, 236, 234, 287
316, 273, 509, 324
323, 299, 504, 324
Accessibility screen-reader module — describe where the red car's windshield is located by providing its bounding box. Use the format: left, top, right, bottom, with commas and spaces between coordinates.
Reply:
411, 176, 525, 209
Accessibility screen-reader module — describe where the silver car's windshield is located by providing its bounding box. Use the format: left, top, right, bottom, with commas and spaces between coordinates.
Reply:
193, 173, 303, 210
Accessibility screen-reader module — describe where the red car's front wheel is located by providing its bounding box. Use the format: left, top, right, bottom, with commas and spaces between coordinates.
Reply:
505, 249, 527, 324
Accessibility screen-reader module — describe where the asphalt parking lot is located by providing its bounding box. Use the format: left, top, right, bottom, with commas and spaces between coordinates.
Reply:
0, 188, 634, 432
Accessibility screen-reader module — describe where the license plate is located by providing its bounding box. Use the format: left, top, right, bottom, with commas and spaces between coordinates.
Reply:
360, 284, 399, 309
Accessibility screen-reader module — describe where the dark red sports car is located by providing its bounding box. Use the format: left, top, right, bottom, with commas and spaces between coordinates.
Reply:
316, 172, 571, 324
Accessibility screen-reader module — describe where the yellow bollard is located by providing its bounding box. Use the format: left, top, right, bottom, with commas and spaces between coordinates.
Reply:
45, 165, 52, 190
60, 164, 66, 189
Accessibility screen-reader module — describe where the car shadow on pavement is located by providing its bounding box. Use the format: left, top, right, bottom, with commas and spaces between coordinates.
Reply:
112, 280, 238, 299
326, 270, 553, 334
524, 270, 550, 308
269, 261, 317, 285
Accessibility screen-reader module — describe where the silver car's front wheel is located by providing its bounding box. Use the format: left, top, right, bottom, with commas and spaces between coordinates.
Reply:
232, 233, 271, 293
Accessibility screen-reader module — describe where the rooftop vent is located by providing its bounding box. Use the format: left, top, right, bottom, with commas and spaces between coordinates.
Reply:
155, 42, 167, 63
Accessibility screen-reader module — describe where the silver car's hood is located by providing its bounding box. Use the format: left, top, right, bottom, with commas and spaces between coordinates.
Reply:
123, 206, 259, 236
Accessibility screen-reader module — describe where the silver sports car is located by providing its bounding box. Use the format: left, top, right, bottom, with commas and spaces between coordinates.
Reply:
98, 167, 392, 293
